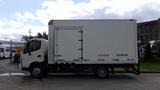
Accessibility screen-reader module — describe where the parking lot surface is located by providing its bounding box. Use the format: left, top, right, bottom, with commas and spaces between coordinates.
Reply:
0, 59, 160, 90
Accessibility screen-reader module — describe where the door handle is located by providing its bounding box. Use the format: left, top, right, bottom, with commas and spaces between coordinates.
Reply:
37, 55, 41, 57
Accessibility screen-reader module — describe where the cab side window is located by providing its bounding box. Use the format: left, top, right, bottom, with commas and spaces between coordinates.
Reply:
0, 48, 4, 52
30, 40, 41, 52
23, 40, 41, 54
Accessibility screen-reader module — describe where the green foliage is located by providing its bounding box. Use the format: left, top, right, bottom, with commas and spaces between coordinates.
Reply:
37, 33, 43, 38
144, 42, 152, 61
42, 32, 48, 40
22, 35, 33, 41
36, 32, 48, 40
22, 32, 48, 41
140, 41, 160, 62
140, 62, 160, 72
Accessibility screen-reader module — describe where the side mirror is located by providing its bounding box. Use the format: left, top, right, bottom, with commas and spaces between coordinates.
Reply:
28, 49, 31, 56
29, 52, 31, 56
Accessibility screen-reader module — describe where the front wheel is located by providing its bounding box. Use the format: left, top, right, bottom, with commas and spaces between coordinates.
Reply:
96, 67, 109, 78
30, 64, 44, 78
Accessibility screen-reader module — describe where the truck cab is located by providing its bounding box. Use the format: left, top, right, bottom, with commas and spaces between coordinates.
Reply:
20, 38, 48, 77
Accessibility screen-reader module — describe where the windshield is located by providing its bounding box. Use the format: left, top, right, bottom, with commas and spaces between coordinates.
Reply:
6, 47, 10, 52
0, 48, 4, 52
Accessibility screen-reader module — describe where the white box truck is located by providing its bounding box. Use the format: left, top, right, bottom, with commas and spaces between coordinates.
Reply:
20, 19, 139, 78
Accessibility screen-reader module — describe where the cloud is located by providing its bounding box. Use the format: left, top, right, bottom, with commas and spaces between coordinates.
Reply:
14, 12, 37, 22
0, 23, 46, 35
0, 32, 23, 41
8, 20, 24, 29
128, 2, 160, 22
33, 0, 160, 23
0, 20, 5, 26
73, 0, 160, 22
1, 0, 160, 41
11, 0, 160, 24
9, 35, 16, 40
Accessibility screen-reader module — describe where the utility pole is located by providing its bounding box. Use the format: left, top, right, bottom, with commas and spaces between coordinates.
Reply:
5, 35, 6, 40
9, 40, 12, 63
28, 29, 32, 40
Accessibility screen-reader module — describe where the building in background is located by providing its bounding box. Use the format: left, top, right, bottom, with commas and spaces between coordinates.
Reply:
0, 40, 24, 48
137, 18, 160, 44
137, 18, 160, 58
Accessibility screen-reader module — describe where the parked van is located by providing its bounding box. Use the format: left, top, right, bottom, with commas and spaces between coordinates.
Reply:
0, 44, 15, 59
0, 48, 4, 59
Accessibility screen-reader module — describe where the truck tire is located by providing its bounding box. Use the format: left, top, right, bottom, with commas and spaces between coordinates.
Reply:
30, 64, 44, 78
96, 67, 109, 78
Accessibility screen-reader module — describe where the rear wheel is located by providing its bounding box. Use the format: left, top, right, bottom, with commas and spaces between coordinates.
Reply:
30, 64, 44, 78
96, 67, 109, 78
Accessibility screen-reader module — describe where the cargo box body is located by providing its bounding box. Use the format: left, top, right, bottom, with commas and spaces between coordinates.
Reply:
48, 19, 138, 64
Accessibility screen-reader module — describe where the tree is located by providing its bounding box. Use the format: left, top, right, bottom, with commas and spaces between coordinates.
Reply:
144, 42, 152, 61
42, 32, 48, 40
21, 35, 33, 41
37, 33, 43, 38
21, 32, 48, 41
150, 41, 160, 60
36, 32, 48, 40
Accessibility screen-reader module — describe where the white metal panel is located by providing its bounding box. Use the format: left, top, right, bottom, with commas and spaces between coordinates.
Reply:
55, 29, 81, 62
48, 20, 138, 64
48, 24, 54, 64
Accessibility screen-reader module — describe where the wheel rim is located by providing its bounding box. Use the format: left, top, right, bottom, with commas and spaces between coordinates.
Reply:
97, 68, 107, 78
32, 67, 41, 77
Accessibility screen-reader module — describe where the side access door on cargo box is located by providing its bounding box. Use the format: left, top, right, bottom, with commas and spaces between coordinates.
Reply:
54, 26, 84, 63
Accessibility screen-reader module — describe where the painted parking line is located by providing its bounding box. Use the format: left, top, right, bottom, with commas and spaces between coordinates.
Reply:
0, 73, 29, 76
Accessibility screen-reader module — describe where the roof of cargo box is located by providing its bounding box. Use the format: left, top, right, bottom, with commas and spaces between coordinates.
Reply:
48, 19, 136, 25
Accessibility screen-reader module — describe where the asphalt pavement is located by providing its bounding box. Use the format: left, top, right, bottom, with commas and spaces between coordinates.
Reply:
0, 59, 160, 90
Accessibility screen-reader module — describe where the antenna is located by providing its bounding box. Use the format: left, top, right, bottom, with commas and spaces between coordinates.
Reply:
5, 35, 6, 40
28, 29, 32, 38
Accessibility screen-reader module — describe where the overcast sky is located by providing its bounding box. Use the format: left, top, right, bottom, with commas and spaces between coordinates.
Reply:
0, 0, 160, 41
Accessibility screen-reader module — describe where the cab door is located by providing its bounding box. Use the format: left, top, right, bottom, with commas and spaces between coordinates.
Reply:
21, 40, 44, 68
